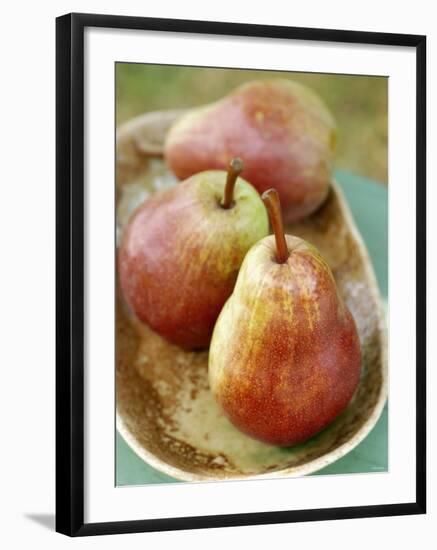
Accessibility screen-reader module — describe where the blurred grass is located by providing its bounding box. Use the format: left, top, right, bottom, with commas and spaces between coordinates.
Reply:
116, 64, 388, 184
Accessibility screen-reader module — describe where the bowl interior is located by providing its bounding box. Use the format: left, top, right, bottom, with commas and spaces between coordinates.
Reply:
116, 152, 387, 482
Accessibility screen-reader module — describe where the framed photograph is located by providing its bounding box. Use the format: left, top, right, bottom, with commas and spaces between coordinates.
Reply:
56, 12, 426, 536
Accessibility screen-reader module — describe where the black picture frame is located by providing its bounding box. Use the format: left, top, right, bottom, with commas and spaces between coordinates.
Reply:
56, 12, 426, 537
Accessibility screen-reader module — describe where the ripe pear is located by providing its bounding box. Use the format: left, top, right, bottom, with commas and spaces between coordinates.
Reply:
209, 189, 361, 446
118, 159, 269, 350
164, 80, 336, 223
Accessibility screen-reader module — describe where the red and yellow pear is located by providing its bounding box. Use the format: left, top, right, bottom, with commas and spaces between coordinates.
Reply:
118, 159, 269, 350
209, 189, 361, 445
165, 80, 337, 223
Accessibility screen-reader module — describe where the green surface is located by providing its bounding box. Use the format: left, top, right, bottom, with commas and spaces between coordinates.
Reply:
116, 171, 388, 485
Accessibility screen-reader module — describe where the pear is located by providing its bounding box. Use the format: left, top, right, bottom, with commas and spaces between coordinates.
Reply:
118, 159, 269, 350
209, 189, 361, 445
164, 80, 336, 223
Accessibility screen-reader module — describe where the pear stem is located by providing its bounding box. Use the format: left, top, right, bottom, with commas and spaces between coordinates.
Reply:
262, 188, 289, 264
222, 157, 244, 209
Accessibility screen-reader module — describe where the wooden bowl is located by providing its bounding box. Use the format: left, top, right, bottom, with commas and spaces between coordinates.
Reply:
116, 110, 388, 481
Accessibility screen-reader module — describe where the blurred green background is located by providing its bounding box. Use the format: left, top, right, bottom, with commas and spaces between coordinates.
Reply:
116, 64, 388, 184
